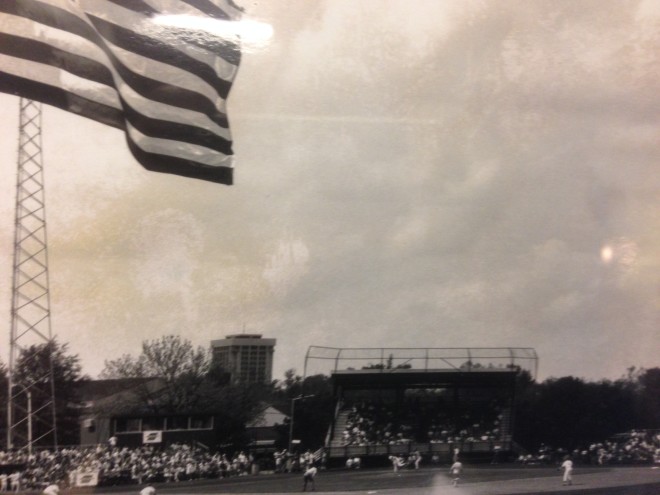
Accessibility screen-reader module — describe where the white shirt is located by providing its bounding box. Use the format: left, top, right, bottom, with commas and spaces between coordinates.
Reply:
304, 466, 317, 478
43, 485, 59, 495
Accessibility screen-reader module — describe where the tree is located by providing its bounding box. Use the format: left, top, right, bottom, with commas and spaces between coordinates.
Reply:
362, 354, 412, 370
635, 367, 660, 428
100, 335, 210, 414
273, 368, 302, 398
514, 373, 638, 451
271, 369, 334, 450
99, 335, 266, 448
295, 374, 335, 449
12, 339, 85, 446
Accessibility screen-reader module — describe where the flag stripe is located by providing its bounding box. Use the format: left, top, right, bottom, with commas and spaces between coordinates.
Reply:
0, 0, 241, 184
4, 2, 233, 124
1, 31, 233, 144
117, 0, 239, 79
83, 7, 237, 96
126, 138, 234, 184
5, 56, 233, 154
121, 97, 233, 154
0, 13, 112, 83
0, 72, 124, 129
126, 122, 232, 167
0, 32, 114, 88
0, 53, 121, 111
1, 54, 233, 155
3, 9, 232, 128
89, 17, 228, 127
0, 42, 234, 150
0, 75, 234, 184
107, 42, 226, 115
85, 0, 240, 70
181, 0, 233, 20
107, 0, 160, 15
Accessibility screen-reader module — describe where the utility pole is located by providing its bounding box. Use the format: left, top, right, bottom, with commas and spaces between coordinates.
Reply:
288, 394, 315, 452
7, 99, 58, 451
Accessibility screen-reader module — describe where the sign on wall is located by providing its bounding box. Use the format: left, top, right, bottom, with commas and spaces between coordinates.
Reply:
142, 430, 163, 444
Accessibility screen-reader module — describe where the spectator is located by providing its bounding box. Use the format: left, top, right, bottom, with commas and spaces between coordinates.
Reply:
9, 471, 21, 493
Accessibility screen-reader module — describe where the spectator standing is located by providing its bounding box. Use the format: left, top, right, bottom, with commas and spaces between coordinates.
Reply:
285, 451, 293, 473
274, 450, 284, 473
8, 472, 20, 493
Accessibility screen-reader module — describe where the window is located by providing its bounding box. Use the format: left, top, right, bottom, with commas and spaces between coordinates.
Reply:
115, 418, 141, 433
165, 416, 189, 430
142, 417, 164, 431
190, 416, 213, 430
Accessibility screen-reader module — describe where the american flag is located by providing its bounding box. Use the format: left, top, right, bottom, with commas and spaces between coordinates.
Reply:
0, 0, 242, 184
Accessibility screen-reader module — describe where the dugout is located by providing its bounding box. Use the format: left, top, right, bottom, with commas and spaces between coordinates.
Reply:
303, 347, 537, 465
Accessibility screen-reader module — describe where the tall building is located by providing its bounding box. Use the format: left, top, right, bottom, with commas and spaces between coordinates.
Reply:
210, 334, 276, 384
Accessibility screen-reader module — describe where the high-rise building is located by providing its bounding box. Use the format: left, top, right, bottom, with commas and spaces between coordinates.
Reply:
210, 334, 276, 384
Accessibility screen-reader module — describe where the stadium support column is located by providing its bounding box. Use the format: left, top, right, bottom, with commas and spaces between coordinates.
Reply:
7, 99, 58, 451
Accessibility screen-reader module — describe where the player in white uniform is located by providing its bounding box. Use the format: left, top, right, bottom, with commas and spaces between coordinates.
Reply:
449, 460, 463, 487
560, 456, 573, 485
42, 484, 59, 495
140, 484, 156, 495
302, 464, 317, 492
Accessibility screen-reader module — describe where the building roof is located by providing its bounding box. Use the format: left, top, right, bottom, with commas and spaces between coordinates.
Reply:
77, 378, 160, 401
247, 405, 288, 428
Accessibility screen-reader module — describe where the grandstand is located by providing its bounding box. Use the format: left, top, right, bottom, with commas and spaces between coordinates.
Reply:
303, 347, 537, 465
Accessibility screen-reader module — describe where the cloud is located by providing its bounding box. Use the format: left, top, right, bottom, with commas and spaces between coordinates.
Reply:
263, 238, 310, 296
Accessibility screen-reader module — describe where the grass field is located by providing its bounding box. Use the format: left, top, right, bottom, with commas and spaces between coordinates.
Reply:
76, 464, 660, 495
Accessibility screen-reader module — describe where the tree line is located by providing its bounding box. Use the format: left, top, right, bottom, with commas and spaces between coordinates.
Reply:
514, 366, 660, 451
0, 336, 658, 453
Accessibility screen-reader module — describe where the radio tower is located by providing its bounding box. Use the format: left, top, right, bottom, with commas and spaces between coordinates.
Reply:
7, 99, 58, 451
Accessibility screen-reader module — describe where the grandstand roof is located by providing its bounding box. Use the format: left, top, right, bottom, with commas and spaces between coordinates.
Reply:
305, 346, 538, 380
331, 368, 518, 389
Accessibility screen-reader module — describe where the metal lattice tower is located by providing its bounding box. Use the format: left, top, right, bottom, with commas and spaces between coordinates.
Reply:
7, 99, 58, 452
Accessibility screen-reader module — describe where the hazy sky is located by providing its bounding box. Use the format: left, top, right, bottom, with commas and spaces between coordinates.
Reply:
1, 0, 658, 382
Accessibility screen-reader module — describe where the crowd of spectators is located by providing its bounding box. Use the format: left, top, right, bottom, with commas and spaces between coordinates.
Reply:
1, 430, 657, 491
0, 443, 257, 491
341, 403, 413, 446
339, 399, 505, 447
518, 430, 660, 466
272, 449, 324, 474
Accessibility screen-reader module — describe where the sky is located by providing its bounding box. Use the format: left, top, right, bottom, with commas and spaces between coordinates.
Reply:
0, 0, 658, 383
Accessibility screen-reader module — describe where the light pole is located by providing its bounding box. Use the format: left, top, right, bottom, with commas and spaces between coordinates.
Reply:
8, 385, 33, 454
25, 389, 32, 455
288, 394, 315, 452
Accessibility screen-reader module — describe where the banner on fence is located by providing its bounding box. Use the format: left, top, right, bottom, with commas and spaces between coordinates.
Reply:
75, 470, 99, 487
